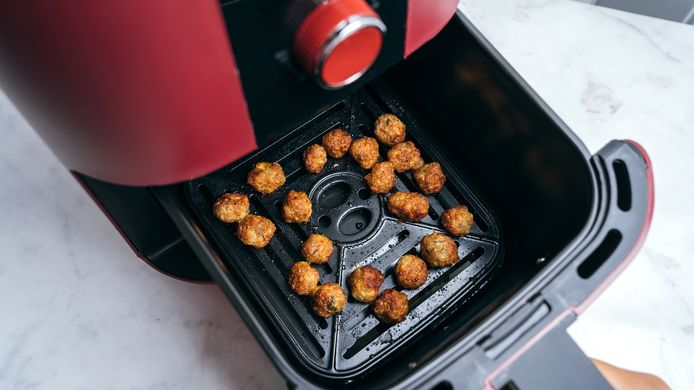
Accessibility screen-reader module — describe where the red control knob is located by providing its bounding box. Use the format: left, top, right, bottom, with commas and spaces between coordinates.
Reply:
293, 0, 386, 89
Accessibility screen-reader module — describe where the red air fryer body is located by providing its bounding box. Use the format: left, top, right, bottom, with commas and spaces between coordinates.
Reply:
0, 1, 655, 389
0, 0, 458, 186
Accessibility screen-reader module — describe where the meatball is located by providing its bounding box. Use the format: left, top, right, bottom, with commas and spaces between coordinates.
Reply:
387, 141, 424, 173
349, 136, 380, 170
212, 193, 250, 223
374, 114, 406, 146
394, 254, 428, 289
364, 161, 396, 194
441, 205, 475, 236
387, 192, 429, 221
288, 262, 320, 296
247, 162, 286, 194
348, 266, 385, 303
312, 283, 347, 318
322, 128, 352, 158
419, 232, 459, 267
282, 190, 312, 223
301, 234, 334, 264
237, 215, 276, 248
303, 144, 327, 173
413, 162, 446, 194
372, 289, 409, 324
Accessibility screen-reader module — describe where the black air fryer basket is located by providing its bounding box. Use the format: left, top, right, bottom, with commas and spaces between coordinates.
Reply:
146, 12, 653, 390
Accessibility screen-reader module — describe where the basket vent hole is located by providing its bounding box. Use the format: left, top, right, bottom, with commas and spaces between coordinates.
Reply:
429, 381, 453, 390
318, 215, 332, 228
358, 188, 371, 200
613, 159, 632, 211
578, 229, 622, 279
318, 319, 329, 329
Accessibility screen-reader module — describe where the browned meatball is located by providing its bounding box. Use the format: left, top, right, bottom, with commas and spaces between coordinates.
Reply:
288, 262, 320, 296
387, 141, 424, 173
322, 128, 352, 158
212, 193, 250, 223
413, 162, 446, 194
365, 161, 396, 194
303, 144, 327, 173
301, 234, 334, 264
394, 254, 428, 289
282, 190, 312, 223
387, 192, 429, 221
247, 162, 286, 194
237, 215, 276, 248
348, 266, 384, 303
374, 114, 406, 146
372, 289, 409, 324
441, 205, 475, 236
349, 136, 380, 170
419, 232, 459, 267
312, 283, 347, 317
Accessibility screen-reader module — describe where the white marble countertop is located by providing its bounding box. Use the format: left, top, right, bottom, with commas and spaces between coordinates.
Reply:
1, 0, 693, 388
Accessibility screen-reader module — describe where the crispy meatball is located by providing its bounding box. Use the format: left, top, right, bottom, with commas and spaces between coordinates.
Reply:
365, 161, 396, 194
374, 114, 406, 146
322, 128, 352, 158
419, 232, 459, 267
288, 262, 320, 296
349, 136, 380, 170
387, 141, 424, 173
212, 193, 250, 223
413, 162, 446, 194
312, 283, 347, 317
394, 254, 428, 289
348, 266, 384, 303
301, 234, 334, 264
387, 192, 429, 221
303, 144, 327, 173
372, 289, 409, 324
237, 215, 276, 248
441, 205, 475, 236
247, 162, 286, 194
282, 190, 312, 223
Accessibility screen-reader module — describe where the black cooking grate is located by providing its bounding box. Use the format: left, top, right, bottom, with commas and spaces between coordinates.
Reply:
185, 84, 503, 375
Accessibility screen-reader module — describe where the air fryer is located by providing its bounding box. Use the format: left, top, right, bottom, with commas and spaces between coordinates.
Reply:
0, 1, 653, 389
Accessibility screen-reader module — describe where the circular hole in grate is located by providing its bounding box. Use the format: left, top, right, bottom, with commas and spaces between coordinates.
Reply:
338, 208, 372, 236
318, 215, 332, 228
318, 181, 351, 209
358, 188, 371, 200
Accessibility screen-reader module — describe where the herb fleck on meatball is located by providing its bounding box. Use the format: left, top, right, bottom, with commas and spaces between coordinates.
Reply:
348, 266, 384, 303
419, 232, 459, 268
387, 192, 429, 221
312, 283, 347, 318
247, 162, 286, 194
322, 128, 352, 158
372, 289, 409, 324
237, 215, 276, 248
212, 193, 250, 223
374, 114, 406, 146
288, 262, 320, 296
303, 144, 327, 173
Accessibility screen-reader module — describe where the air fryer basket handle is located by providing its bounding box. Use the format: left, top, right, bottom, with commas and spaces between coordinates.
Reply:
409, 140, 653, 390
484, 314, 612, 390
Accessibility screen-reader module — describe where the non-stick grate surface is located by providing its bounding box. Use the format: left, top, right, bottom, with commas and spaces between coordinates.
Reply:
186, 84, 502, 375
